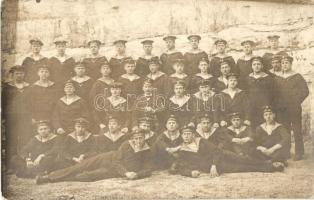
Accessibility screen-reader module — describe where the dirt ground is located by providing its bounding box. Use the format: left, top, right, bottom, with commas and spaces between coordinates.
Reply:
2, 140, 313, 200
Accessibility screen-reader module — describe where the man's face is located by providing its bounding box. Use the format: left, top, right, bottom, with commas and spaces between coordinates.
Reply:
190, 38, 199, 49
174, 85, 184, 96
110, 87, 121, 97
263, 111, 275, 123
142, 83, 153, 94
132, 134, 145, 149
74, 66, 86, 76
181, 131, 194, 144
269, 39, 279, 49
37, 124, 50, 138
13, 71, 25, 82
198, 61, 208, 72
115, 43, 126, 54
252, 60, 263, 73
243, 43, 252, 54
200, 119, 211, 132
31, 43, 42, 54
227, 77, 238, 88
108, 120, 120, 133
166, 120, 178, 131
124, 63, 136, 74
220, 64, 231, 75
74, 124, 86, 135
64, 85, 75, 95
199, 85, 210, 94
38, 68, 50, 79
143, 44, 153, 54
100, 65, 111, 76
89, 42, 100, 55
173, 63, 184, 73
271, 60, 281, 71
149, 63, 159, 73
139, 122, 150, 131
216, 43, 226, 53
281, 60, 292, 72
56, 43, 66, 55
165, 40, 175, 50
231, 118, 242, 128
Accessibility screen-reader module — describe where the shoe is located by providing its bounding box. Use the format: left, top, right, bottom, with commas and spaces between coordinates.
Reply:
35, 175, 50, 185
272, 162, 284, 172
293, 154, 303, 161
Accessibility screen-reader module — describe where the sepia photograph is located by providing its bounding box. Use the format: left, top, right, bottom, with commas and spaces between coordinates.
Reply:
1, 0, 314, 199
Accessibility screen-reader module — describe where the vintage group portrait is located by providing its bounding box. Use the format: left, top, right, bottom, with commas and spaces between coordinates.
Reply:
1, 0, 314, 199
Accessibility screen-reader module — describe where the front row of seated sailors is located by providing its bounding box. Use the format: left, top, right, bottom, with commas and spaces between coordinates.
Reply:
10, 105, 290, 183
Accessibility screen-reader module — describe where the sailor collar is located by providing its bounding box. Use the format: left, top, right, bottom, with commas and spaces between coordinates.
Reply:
33, 80, 55, 87
278, 70, 298, 79
103, 131, 125, 142
147, 71, 165, 80
164, 49, 179, 54
187, 49, 204, 54
180, 137, 201, 153
128, 140, 150, 153
26, 53, 45, 61
240, 55, 254, 61
107, 96, 126, 107
249, 72, 269, 79
121, 74, 141, 82
97, 77, 114, 85
113, 54, 127, 59
196, 127, 216, 140
269, 69, 281, 76
53, 54, 71, 63
170, 73, 188, 79
170, 95, 190, 107
35, 133, 57, 143
195, 73, 213, 80
85, 54, 105, 59
60, 95, 81, 105
8, 82, 30, 89
221, 88, 242, 99
140, 55, 156, 59
227, 125, 247, 135
214, 54, 231, 59
72, 76, 91, 84
68, 132, 92, 143
164, 130, 181, 141
193, 91, 215, 101
260, 122, 281, 136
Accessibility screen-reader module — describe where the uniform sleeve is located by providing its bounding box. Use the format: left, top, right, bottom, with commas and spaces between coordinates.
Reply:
295, 74, 309, 104
241, 92, 251, 121
20, 138, 36, 160
277, 126, 291, 148
112, 143, 129, 176
136, 153, 154, 179
60, 137, 74, 161
52, 101, 62, 130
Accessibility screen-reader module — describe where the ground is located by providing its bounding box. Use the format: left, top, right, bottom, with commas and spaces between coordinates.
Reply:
3, 140, 314, 200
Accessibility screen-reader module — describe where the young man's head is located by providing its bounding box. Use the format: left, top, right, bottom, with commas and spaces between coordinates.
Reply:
251, 56, 264, 73
271, 55, 282, 72
131, 130, 146, 149
173, 59, 185, 74
74, 63, 86, 77
198, 58, 209, 73
37, 66, 50, 80
165, 115, 179, 132
113, 40, 127, 55
107, 116, 120, 133
229, 112, 242, 128
199, 114, 212, 132
174, 81, 186, 96
220, 61, 231, 76
64, 81, 76, 95
10, 66, 25, 82
241, 40, 254, 55
188, 35, 201, 50
163, 36, 176, 50
138, 117, 152, 132
263, 106, 276, 123
73, 118, 89, 135
148, 58, 161, 74
227, 73, 238, 89
110, 82, 123, 97
100, 63, 111, 77
141, 40, 153, 55
142, 78, 154, 94
30, 38, 43, 54
198, 80, 211, 94
267, 35, 280, 49
215, 39, 227, 54
36, 120, 52, 138
88, 40, 101, 55
54, 37, 67, 56
123, 58, 136, 74
181, 125, 195, 144
281, 55, 293, 72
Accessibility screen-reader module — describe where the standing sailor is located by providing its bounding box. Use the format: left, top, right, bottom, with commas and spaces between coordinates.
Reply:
136, 40, 158, 77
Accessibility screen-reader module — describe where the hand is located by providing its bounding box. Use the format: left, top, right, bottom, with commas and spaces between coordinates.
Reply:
73, 157, 80, 163
191, 170, 200, 178
243, 120, 251, 126
188, 122, 195, 127
241, 137, 251, 143
209, 165, 219, 178
125, 172, 137, 180
132, 126, 139, 132
99, 124, 106, 129
232, 138, 242, 144
220, 121, 227, 127
121, 127, 128, 134
78, 154, 85, 161
33, 154, 45, 166
263, 148, 274, 156
57, 128, 66, 135
166, 147, 180, 154
145, 107, 153, 112
213, 123, 219, 128
26, 160, 35, 168
256, 146, 266, 152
